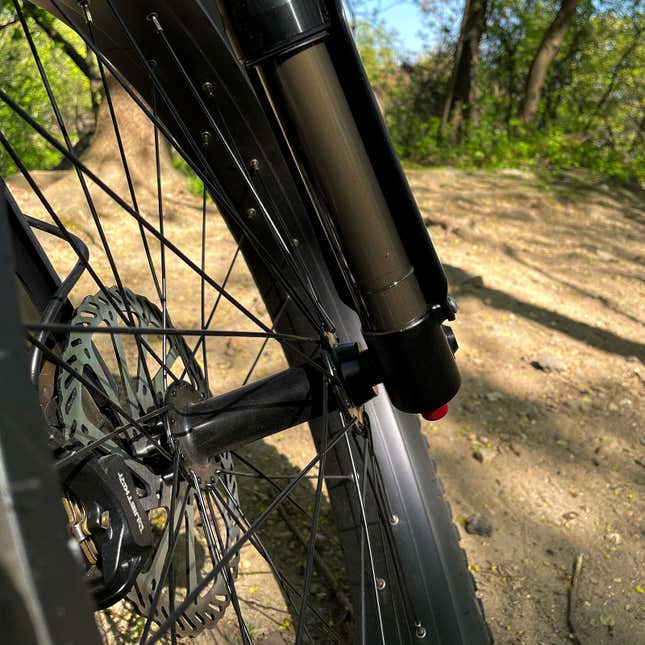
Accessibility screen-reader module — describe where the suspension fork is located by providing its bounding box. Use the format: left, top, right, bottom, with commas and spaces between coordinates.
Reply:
220, 0, 460, 414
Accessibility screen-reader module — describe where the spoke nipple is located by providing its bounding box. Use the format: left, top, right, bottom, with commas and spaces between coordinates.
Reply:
78, 0, 93, 22
292, 238, 300, 247
415, 622, 427, 639
376, 577, 386, 590
202, 81, 215, 97
249, 158, 260, 171
147, 12, 163, 33
246, 207, 257, 219
201, 131, 212, 148
390, 514, 399, 526
99, 510, 110, 530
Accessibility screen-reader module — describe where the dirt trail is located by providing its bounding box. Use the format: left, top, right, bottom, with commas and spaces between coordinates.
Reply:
7, 163, 644, 644
409, 168, 644, 645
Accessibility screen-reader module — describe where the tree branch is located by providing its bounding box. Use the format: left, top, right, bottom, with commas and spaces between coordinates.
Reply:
521, 0, 580, 123
0, 18, 19, 31
23, 6, 99, 81
585, 22, 645, 129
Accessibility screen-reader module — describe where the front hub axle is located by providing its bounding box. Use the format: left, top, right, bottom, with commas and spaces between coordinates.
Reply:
166, 344, 377, 471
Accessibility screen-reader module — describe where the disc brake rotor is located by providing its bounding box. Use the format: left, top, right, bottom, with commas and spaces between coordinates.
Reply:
57, 286, 241, 636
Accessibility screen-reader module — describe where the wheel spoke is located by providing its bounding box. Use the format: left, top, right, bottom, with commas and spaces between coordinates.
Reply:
139, 455, 188, 643
23, 321, 316, 343
295, 377, 329, 643
12, 0, 161, 408
82, 2, 164, 309
108, 333, 139, 418
353, 429, 421, 636
147, 418, 356, 644
241, 297, 289, 386
151, 86, 170, 396
167, 453, 180, 645
359, 432, 369, 645
215, 468, 352, 482
342, 430, 386, 645
185, 240, 243, 378
191, 473, 253, 644
229, 451, 311, 519
208, 483, 336, 643
199, 178, 209, 393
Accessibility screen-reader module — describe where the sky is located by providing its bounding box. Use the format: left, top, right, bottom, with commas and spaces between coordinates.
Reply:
347, 1, 454, 56
371, 3, 430, 52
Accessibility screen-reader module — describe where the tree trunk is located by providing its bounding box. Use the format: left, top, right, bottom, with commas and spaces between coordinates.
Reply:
22, 74, 182, 225
521, 0, 579, 123
440, 0, 487, 139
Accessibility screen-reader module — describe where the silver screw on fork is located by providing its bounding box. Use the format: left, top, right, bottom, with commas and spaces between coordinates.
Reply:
415, 621, 427, 639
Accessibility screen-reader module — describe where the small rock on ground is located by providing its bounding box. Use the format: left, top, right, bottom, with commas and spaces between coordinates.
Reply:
465, 514, 493, 537
530, 353, 566, 372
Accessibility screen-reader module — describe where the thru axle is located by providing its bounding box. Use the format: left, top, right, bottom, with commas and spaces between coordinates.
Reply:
167, 343, 375, 472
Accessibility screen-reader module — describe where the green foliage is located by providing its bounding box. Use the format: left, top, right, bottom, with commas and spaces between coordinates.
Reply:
383, 51, 451, 162
0, 8, 93, 175
360, 0, 645, 183
171, 149, 204, 197
2, 2, 642, 185
351, 18, 400, 102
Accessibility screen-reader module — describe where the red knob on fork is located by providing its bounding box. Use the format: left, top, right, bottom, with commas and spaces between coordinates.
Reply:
422, 404, 449, 421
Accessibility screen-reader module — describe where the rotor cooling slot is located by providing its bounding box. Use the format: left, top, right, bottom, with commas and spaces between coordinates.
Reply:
55, 287, 241, 636
58, 286, 187, 452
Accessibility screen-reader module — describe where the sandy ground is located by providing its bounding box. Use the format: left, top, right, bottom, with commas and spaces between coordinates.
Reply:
7, 163, 644, 644
408, 168, 644, 645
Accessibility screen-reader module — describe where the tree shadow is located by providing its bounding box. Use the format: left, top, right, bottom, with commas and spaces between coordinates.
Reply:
423, 367, 644, 645
498, 244, 644, 327
445, 264, 645, 360
229, 436, 353, 644
541, 170, 645, 223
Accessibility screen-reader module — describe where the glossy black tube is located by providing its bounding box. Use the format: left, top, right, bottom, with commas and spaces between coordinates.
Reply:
174, 365, 337, 461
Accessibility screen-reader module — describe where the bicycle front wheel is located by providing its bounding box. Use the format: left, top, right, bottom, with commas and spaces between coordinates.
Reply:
0, 1, 490, 643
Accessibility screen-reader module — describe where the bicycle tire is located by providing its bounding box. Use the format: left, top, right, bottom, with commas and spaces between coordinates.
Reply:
0, 1, 491, 643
